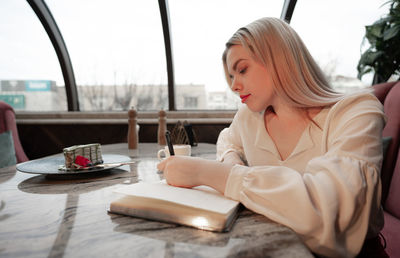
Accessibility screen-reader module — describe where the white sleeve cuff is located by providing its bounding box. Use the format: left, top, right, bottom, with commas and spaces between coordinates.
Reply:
224, 164, 249, 201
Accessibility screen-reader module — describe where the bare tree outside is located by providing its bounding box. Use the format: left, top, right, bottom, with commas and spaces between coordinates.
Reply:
113, 81, 137, 111
153, 84, 167, 110
80, 75, 137, 111
80, 84, 113, 111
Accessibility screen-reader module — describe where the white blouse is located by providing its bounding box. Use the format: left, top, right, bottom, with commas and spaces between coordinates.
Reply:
216, 92, 386, 258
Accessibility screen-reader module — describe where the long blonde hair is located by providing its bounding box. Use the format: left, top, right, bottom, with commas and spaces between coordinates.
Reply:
222, 17, 344, 108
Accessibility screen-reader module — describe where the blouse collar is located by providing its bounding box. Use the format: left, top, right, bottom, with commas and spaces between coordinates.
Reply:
253, 106, 328, 161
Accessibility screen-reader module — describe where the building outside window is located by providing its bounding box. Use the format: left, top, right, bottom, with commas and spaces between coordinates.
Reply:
183, 96, 198, 109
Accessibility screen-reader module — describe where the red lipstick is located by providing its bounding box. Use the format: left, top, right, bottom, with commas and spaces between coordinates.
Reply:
240, 94, 251, 103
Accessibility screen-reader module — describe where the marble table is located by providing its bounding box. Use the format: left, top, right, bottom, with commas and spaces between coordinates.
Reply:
0, 143, 314, 258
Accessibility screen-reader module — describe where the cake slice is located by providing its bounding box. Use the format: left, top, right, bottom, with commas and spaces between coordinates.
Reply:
63, 143, 103, 169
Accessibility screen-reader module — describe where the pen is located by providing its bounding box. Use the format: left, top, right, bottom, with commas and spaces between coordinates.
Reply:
165, 131, 175, 156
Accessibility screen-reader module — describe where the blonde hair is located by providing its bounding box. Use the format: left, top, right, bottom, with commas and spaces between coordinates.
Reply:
222, 17, 344, 108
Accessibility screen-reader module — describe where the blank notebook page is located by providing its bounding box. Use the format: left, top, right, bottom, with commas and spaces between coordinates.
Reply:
113, 180, 239, 215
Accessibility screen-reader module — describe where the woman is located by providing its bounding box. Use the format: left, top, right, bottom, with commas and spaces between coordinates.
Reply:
157, 17, 386, 258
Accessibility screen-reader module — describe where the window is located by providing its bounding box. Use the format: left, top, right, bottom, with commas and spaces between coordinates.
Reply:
290, 0, 389, 92
3, 1, 387, 112
45, 0, 168, 111
168, 0, 284, 110
0, 1, 66, 111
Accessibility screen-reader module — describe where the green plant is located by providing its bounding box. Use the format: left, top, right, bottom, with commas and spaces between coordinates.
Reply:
357, 0, 400, 83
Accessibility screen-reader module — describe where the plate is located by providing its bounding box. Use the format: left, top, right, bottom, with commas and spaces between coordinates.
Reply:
16, 154, 132, 175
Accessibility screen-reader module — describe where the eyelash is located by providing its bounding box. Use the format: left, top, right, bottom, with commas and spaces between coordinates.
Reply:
238, 67, 247, 74
229, 66, 247, 80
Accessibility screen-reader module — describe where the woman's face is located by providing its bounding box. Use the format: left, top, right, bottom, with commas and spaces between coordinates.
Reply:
226, 45, 276, 112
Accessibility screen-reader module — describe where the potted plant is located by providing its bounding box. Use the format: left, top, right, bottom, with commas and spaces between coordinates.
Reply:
357, 0, 400, 84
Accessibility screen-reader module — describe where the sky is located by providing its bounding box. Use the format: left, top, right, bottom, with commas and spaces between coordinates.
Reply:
0, 0, 389, 92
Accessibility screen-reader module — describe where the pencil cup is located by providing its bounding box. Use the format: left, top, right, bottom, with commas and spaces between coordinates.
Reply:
157, 144, 191, 160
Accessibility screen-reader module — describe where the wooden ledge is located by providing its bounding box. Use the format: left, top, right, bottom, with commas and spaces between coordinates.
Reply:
15, 111, 235, 125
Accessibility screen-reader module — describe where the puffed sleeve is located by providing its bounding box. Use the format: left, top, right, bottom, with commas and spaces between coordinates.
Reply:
216, 106, 247, 163
224, 94, 386, 257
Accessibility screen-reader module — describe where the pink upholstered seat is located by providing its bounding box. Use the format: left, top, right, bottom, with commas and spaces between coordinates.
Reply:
0, 101, 28, 163
373, 81, 400, 258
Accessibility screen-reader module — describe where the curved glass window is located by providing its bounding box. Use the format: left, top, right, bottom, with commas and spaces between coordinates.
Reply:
291, 0, 388, 92
46, 0, 167, 111
0, 1, 66, 111
168, 0, 284, 110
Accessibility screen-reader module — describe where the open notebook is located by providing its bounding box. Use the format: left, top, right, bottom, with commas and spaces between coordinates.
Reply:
108, 180, 240, 232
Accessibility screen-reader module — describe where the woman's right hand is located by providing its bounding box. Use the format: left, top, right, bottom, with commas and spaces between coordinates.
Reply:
157, 156, 233, 194
157, 156, 203, 188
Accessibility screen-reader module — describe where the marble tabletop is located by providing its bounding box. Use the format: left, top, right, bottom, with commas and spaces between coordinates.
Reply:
0, 143, 314, 258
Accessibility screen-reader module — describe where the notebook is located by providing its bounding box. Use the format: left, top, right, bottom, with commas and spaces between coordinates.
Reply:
108, 180, 240, 232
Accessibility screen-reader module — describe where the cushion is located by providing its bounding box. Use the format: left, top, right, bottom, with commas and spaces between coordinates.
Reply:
385, 148, 400, 219
382, 211, 400, 258
0, 130, 17, 168
373, 82, 400, 204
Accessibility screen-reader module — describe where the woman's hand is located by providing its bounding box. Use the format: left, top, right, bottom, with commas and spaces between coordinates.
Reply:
157, 156, 233, 194
157, 156, 203, 188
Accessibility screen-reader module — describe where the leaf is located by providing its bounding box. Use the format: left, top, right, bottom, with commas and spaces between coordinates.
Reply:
383, 24, 400, 40
360, 50, 384, 65
365, 23, 385, 44
366, 24, 383, 38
